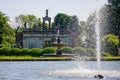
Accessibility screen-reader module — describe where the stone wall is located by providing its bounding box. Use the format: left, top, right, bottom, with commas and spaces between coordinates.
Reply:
23, 33, 70, 48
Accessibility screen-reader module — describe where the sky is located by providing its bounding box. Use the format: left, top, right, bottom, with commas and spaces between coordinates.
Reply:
0, 0, 108, 28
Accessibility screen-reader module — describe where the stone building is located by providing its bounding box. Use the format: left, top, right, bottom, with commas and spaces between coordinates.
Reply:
22, 28, 70, 48
15, 10, 72, 48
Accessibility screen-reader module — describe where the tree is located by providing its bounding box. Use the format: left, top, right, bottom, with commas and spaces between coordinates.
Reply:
27, 15, 37, 28
101, 34, 119, 56
86, 12, 96, 49
0, 11, 15, 48
15, 14, 27, 27
68, 16, 80, 47
54, 13, 71, 29
79, 21, 87, 47
99, 0, 120, 35
15, 14, 42, 29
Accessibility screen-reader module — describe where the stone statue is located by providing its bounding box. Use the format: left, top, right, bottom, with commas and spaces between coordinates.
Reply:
46, 9, 48, 17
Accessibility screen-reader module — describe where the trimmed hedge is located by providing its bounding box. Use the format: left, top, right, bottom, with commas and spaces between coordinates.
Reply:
73, 47, 86, 56
0, 47, 105, 57
61, 47, 73, 54
20, 48, 29, 56
73, 47, 95, 56
0, 48, 43, 57
0, 48, 10, 56
9, 48, 21, 56
41, 47, 56, 54
28, 48, 43, 57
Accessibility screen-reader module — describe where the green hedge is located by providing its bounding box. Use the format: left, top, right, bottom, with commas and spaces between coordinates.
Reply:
0, 48, 10, 56
9, 48, 21, 56
61, 47, 73, 54
0, 48, 43, 57
28, 48, 43, 57
101, 52, 111, 57
20, 48, 29, 56
41, 47, 56, 54
0, 47, 105, 57
86, 48, 95, 56
73, 47, 95, 56
73, 47, 86, 56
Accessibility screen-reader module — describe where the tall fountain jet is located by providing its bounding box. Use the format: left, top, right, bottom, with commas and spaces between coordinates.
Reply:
94, 0, 104, 79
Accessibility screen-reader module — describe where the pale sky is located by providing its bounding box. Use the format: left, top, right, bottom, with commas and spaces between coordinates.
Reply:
0, 0, 108, 27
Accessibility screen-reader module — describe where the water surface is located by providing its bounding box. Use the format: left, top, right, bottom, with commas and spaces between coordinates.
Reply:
0, 61, 120, 80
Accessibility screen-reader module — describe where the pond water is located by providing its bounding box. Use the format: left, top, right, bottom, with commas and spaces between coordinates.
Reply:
0, 61, 120, 80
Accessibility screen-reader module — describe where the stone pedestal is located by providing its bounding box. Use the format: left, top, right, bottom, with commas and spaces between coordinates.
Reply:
56, 49, 62, 55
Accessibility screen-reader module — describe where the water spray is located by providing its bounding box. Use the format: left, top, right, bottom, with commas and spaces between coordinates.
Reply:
94, 0, 104, 79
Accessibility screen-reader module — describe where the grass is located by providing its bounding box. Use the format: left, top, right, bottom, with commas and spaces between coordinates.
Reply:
0, 56, 120, 61
0, 56, 71, 61
101, 56, 120, 60
88, 56, 120, 61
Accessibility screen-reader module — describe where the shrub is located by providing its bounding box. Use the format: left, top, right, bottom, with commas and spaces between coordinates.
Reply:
101, 34, 119, 56
61, 47, 73, 54
73, 47, 86, 56
9, 48, 21, 56
0, 48, 11, 56
86, 48, 95, 56
41, 47, 56, 54
20, 48, 29, 56
101, 52, 111, 57
28, 48, 43, 57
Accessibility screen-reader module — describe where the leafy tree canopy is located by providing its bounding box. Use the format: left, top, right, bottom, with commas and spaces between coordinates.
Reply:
15, 14, 41, 29
54, 13, 71, 29
0, 11, 15, 47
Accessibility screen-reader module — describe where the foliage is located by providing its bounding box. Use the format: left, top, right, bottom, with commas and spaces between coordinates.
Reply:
99, 0, 120, 35
73, 47, 86, 56
101, 52, 111, 57
79, 21, 87, 47
0, 11, 15, 48
86, 48, 95, 56
72, 47, 95, 56
41, 47, 56, 54
43, 40, 51, 48
101, 34, 119, 56
54, 13, 71, 29
9, 48, 21, 56
20, 48, 30, 56
0, 47, 10, 56
108, 0, 120, 7
67, 16, 80, 47
61, 47, 73, 54
86, 12, 96, 49
28, 48, 43, 57
15, 14, 42, 29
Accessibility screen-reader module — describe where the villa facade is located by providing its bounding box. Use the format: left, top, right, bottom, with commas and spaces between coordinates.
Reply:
15, 10, 79, 48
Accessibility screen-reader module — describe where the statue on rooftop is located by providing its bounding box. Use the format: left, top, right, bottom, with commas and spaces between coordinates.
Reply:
42, 9, 51, 31
46, 9, 48, 17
